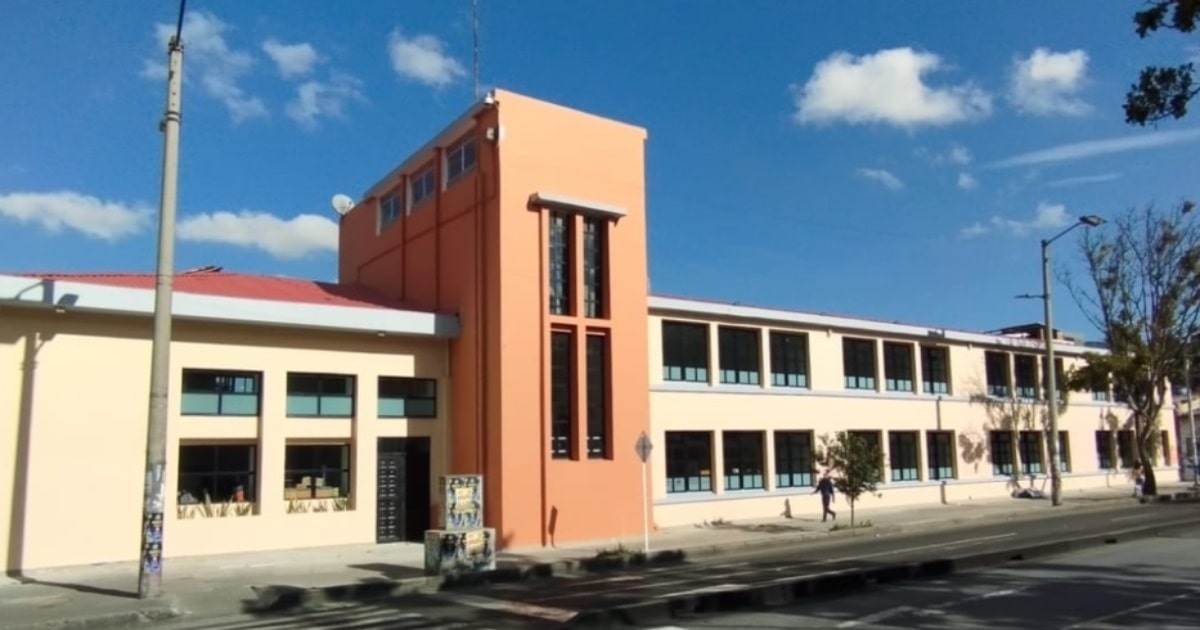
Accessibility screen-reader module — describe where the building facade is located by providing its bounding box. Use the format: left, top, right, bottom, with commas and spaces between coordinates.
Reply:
0, 89, 1179, 573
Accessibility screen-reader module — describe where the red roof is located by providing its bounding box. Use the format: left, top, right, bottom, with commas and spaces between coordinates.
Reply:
13, 268, 424, 312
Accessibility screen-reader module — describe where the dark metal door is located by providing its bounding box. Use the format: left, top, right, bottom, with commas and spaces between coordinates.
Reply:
404, 438, 431, 542
376, 439, 404, 543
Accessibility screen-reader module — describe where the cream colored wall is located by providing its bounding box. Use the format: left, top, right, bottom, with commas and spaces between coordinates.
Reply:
646, 313, 1179, 528
1, 309, 449, 572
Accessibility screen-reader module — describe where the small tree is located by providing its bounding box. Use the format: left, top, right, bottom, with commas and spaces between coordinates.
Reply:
819, 431, 883, 527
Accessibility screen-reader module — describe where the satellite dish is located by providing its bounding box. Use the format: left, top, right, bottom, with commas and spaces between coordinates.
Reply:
331, 193, 355, 215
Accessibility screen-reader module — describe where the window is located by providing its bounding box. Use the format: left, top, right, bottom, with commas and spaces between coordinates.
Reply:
1096, 431, 1116, 469
181, 369, 260, 416
549, 212, 572, 315
990, 430, 1014, 475
719, 326, 761, 385
1014, 355, 1038, 399
889, 431, 920, 481
723, 431, 765, 490
921, 346, 951, 394
410, 165, 436, 208
1047, 431, 1070, 472
379, 193, 402, 232
1161, 431, 1172, 466
586, 334, 609, 458
770, 332, 809, 388
662, 321, 709, 382
985, 352, 1010, 398
883, 342, 915, 392
1092, 384, 1111, 401
177, 443, 255, 505
550, 331, 573, 458
286, 373, 355, 417
843, 338, 877, 390
1018, 431, 1044, 475
850, 430, 884, 481
926, 431, 955, 480
377, 377, 437, 418
1117, 430, 1135, 468
775, 431, 814, 488
582, 217, 606, 318
666, 432, 713, 493
446, 135, 477, 184
1041, 357, 1067, 401
284, 444, 350, 500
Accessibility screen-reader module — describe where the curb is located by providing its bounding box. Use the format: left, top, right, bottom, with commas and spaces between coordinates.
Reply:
561, 514, 1200, 628
2, 605, 184, 630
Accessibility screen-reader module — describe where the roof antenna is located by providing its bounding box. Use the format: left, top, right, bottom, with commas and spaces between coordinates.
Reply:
472, 0, 481, 99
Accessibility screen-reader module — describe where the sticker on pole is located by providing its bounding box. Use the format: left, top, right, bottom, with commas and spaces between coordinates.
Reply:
635, 431, 653, 463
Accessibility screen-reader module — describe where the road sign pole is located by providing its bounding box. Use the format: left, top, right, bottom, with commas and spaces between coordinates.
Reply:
641, 457, 649, 553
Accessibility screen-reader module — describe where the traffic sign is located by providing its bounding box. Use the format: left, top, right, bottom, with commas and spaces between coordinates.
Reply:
635, 431, 653, 463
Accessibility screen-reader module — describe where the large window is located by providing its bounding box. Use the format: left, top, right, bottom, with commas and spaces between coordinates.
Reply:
1041, 357, 1067, 401
719, 326, 761, 385
985, 352, 1010, 398
1018, 430, 1044, 475
889, 431, 920, 481
286, 373, 355, 417
990, 430, 1014, 476
181, 369, 260, 416
921, 346, 951, 394
775, 431, 814, 488
445, 134, 477, 184
662, 321, 709, 382
410, 165, 436, 208
582, 217, 606, 318
284, 443, 350, 500
377, 377, 437, 418
770, 332, 809, 388
1014, 355, 1038, 399
723, 431, 764, 490
843, 338, 877, 390
1096, 431, 1116, 469
549, 212, 572, 315
550, 331, 573, 458
926, 431, 955, 480
666, 431, 713, 494
850, 430, 884, 481
177, 443, 256, 505
1046, 431, 1070, 472
379, 193, 402, 232
586, 334, 609, 458
1117, 430, 1135, 468
883, 342, 915, 392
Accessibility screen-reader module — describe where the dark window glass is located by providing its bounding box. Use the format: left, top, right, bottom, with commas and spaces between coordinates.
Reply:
662, 321, 709, 382
889, 431, 920, 481
181, 369, 261, 416
583, 217, 605, 318
1018, 431, 1044, 474
666, 432, 713, 493
921, 346, 951, 394
1096, 431, 1115, 469
883, 342, 914, 392
551, 331, 573, 458
843, 338, 877, 390
377, 377, 437, 418
549, 212, 571, 315
770, 332, 808, 388
446, 135, 477, 183
719, 326, 760, 385
1014, 355, 1038, 399
774, 431, 815, 488
926, 431, 955, 479
723, 431, 765, 490
284, 444, 350, 500
586, 334, 609, 458
985, 352, 1010, 398
990, 430, 1014, 475
286, 373, 355, 417
177, 443, 256, 505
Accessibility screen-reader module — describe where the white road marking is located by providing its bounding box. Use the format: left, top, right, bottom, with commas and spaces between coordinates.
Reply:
532, 532, 1016, 603
1110, 513, 1150, 523
839, 586, 1025, 627
431, 591, 576, 623
658, 583, 744, 599
837, 606, 914, 627
1059, 588, 1200, 629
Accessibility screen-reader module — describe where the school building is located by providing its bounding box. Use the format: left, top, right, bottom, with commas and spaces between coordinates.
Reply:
0, 89, 1180, 573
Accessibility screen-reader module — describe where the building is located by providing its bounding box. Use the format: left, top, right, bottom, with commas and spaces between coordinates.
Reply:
0, 89, 1178, 574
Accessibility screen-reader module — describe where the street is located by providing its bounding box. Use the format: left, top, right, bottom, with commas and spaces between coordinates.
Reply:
143, 501, 1200, 629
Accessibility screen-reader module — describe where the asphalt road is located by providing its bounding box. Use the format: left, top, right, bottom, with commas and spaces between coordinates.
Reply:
150, 501, 1200, 629
672, 524, 1200, 629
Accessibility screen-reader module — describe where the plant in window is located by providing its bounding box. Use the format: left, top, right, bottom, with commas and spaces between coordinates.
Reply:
817, 431, 883, 527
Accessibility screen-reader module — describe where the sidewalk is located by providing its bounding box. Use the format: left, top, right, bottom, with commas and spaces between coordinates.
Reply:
1, 483, 1194, 629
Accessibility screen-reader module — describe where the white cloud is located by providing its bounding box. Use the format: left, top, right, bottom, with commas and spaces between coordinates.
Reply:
387, 29, 466, 88
959, 202, 1071, 239
1045, 172, 1122, 187
957, 172, 979, 190
1008, 48, 1091, 116
0, 191, 150, 240
285, 73, 366, 130
855, 168, 905, 191
989, 127, 1200, 168
945, 144, 972, 166
791, 47, 992, 128
262, 39, 320, 79
177, 210, 338, 260
143, 11, 267, 123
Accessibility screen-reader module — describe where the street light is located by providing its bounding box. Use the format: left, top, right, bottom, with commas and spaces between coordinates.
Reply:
1017, 214, 1105, 507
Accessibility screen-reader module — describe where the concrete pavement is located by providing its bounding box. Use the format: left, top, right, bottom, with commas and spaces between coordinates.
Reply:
0, 482, 1195, 629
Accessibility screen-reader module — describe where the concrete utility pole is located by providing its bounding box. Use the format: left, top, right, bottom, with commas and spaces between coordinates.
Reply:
1188, 356, 1198, 488
139, 0, 186, 600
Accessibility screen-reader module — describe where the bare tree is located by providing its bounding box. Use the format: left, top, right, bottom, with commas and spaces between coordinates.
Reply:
1064, 201, 1200, 495
1124, 1, 1199, 125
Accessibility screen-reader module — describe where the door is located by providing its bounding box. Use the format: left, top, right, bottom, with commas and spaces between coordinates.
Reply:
376, 437, 432, 543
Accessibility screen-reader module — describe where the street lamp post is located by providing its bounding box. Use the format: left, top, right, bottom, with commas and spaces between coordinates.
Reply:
1188, 355, 1199, 488
1021, 215, 1105, 508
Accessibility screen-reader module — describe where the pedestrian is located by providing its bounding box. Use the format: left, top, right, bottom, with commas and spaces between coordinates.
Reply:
1132, 459, 1144, 497
813, 472, 838, 522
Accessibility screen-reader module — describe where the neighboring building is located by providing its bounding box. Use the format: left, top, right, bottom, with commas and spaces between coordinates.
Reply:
0, 88, 1179, 573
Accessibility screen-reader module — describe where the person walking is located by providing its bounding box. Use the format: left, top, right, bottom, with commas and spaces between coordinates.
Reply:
813, 472, 837, 522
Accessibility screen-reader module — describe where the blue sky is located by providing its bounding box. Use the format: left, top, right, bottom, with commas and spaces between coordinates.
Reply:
1, 1, 1198, 339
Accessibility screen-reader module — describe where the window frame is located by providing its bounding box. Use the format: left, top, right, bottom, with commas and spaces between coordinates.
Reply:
849, 430, 884, 481
1018, 430, 1045, 475
550, 330, 574, 459
718, 326, 761, 385
888, 430, 920, 482
990, 430, 1015, 476
1014, 354, 1038, 400
548, 211, 572, 315
285, 373, 355, 418
774, 431, 815, 488
582, 217, 606, 319
284, 443, 352, 501
920, 345, 951, 394
180, 369, 261, 416
177, 442, 257, 505
409, 165, 437, 209
445, 134, 477, 185
769, 331, 809, 388
1096, 430, 1116, 469
926, 430, 956, 480
665, 431, 713, 494
722, 431, 765, 491
377, 376, 437, 419
985, 351, 1011, 398
662, 321, 710, 383
586, 333, 610, 459
1046, 430, 1070, 473
378, 193, 402, 232
883, 342, 915, 393
843, 338, 877, 391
